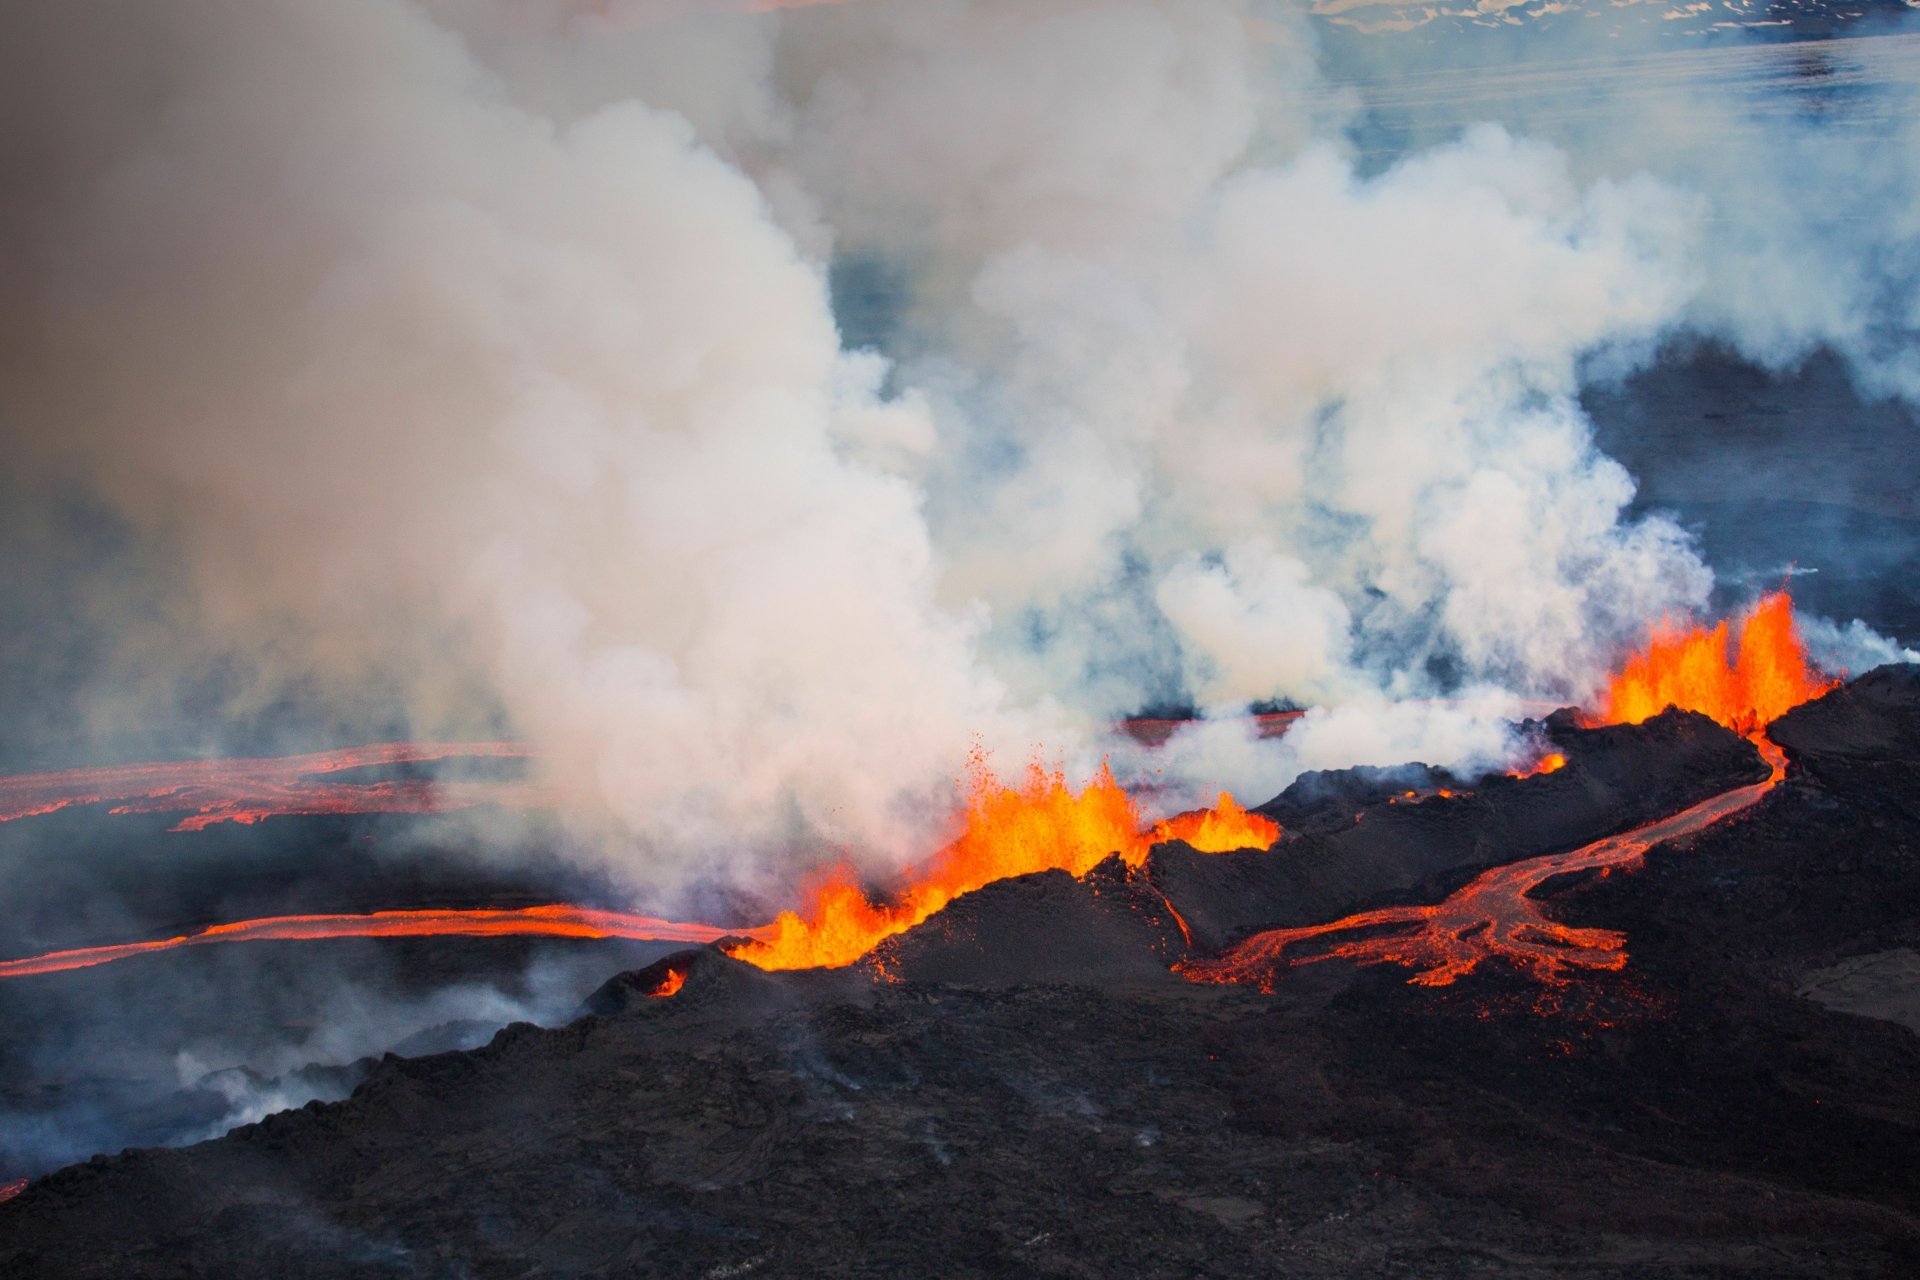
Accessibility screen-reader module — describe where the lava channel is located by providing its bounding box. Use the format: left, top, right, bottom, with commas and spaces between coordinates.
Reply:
0, 741, 559, 831
0, 906, 769, 980
0, 769, 1276, 981
1186, 590, 1828, 993
1183, 735, 1787, 990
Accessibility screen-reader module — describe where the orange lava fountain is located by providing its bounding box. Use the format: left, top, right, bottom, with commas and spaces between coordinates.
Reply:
0, 906, 768, 981
726, 757, 1279, 972
0, 742, 556, 831
1595, 591, 1835, 733
0, 756, 1275, 981
1147, 792, 1282, 853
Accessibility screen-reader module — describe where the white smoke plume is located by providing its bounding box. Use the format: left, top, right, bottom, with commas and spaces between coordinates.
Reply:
0, 0, 1910, 897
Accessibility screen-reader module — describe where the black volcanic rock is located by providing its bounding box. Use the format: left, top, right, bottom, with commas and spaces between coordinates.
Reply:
1253, 761, 1466, 836
1576, 664, 1920, 978
8, 678, 1920, 1276
866, 857, 1185, 988
1150, 707, 1768, 950
580, 946, 802, 1019
1769, 662, 1920, 766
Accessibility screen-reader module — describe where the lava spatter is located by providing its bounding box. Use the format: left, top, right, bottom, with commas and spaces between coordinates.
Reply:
726, 756, 1279, 972
1596, 591, 1835, 734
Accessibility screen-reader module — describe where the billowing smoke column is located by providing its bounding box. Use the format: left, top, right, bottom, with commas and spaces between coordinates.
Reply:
0, 1, 1912, 898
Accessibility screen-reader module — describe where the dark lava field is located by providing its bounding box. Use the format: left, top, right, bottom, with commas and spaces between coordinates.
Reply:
3, 668, 1918, 1278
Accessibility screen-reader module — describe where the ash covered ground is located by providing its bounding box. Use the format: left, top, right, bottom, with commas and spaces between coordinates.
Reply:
4, 670, 1919, 1278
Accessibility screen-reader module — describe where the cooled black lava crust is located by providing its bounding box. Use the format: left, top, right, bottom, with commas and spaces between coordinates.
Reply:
5, 671, 1920, 1278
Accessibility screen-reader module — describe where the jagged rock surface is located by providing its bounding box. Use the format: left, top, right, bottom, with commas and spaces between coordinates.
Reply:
6, 678, 1920, 1277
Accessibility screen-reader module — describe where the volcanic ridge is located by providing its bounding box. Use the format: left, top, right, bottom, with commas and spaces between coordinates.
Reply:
4, 656, 1920, 1276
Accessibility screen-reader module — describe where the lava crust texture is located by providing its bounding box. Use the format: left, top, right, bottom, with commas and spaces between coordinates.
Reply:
5, 672, 1920, 1277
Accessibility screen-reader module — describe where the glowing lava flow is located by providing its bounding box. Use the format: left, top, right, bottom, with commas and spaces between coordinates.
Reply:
1184, 737, 1787, 990
0, 765, 1273, 982
0, 1179, 23, 1205
726, 759, 1279, 972
1185, 592, 1832, 993
0, 742, 555, 831
1596, 591, 1835, 734
0, 906, 767, 980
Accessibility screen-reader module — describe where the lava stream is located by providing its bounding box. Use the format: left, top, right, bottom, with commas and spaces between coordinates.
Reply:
0, 906, 768, 980
0, 771, 1274, 981
0, 742, 555, 831
0, 598, 1826, 987
0, 1179, 23, 1205
1184, 736, 1787, 990
1186, 591, 1828, 992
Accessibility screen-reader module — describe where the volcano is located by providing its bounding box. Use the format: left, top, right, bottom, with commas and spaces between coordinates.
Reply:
5, 645, 1920, 1275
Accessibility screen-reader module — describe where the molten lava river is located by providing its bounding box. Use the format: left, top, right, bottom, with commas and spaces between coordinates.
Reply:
0, 590, 1834, 995
1184, 590, 1831, 992
0, 747, 1276, 981
0, 740, 555, 831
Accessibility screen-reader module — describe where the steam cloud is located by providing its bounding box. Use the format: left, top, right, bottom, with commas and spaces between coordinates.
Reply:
1, 0, 1914, 895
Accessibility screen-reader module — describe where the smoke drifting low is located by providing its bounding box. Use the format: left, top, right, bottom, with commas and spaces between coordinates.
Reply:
0, 1, 1912, 895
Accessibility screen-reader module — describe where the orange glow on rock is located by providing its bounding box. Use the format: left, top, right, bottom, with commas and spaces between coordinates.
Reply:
1508, 751, 1566, 780
1595, 592, 1834, 734
649, 967, 687, 998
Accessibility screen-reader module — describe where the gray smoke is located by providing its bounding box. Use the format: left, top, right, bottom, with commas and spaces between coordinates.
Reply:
0, 0, 1912, 897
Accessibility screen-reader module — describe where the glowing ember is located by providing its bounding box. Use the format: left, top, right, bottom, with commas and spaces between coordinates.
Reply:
0, 1178, 23, 1205
0, 742, 555, 831
728, 756, 1277, 972
1508, 751, 1567, 780
1388, 788, 1459, 805
1183, 736, 1789, 991
0, 906, 765, 980
1596, 591, 1835, 734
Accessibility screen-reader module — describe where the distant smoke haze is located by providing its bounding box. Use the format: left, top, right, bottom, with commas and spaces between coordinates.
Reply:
0, 0, 1913, 896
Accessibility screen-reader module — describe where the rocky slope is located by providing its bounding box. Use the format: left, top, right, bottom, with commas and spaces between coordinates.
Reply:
4, 675, 1920, 1277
